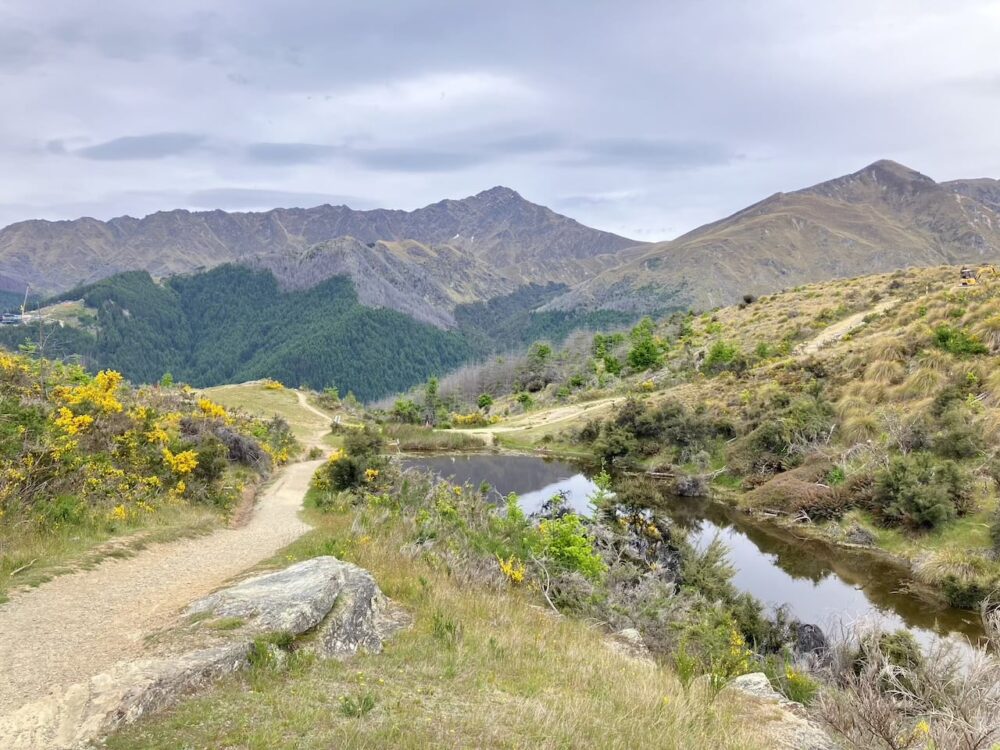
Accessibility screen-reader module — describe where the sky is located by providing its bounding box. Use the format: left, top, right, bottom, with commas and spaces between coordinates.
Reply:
2, 0, 999, 241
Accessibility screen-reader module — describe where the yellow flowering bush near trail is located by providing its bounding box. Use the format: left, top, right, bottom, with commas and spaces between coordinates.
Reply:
0, 350, 301, 583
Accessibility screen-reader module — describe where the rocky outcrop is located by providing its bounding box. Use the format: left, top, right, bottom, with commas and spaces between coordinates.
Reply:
726, 673, 839, 750
0, 556, 407, 750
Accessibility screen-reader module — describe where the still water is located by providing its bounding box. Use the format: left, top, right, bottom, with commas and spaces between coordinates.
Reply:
401, 453, 984, 646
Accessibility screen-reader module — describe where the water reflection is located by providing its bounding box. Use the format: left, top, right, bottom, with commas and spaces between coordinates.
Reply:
399, 454, 599, 515
400, 453, 983, 646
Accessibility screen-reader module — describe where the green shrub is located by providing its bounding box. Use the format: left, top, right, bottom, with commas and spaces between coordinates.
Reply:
933, 407, 984, 459
933, 325, 988, 356
873, 453, 971, 530
702, 341, 745, 375
761, 655, 820, 705
344, 424, 384, 458
391, 398, 421, 424
627, 317, 663, 371
536, 514, 605, 581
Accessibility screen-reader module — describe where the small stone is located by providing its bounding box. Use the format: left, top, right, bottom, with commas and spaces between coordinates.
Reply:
845, 524, 876, 546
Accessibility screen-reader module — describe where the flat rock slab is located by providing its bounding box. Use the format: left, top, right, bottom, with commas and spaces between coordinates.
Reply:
0, 555, 407, 750
726, 673, 839, 750
185, 556, 349, 636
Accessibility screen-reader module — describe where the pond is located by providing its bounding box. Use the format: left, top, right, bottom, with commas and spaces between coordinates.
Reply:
401, 453, 984, 648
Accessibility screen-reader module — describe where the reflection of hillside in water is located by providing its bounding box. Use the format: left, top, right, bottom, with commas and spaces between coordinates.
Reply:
657, 495, 982, 642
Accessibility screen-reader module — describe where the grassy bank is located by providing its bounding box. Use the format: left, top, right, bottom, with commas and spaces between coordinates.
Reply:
106, 480, 776, 750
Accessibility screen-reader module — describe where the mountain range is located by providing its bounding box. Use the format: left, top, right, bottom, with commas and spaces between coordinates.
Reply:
1, 159, 999, 399
0, 186, 641, 327
3, 161, 999, 329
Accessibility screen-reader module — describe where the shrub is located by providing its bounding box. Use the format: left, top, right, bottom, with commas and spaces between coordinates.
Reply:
702, 341, 745, 376
932, 407, 984, 459
873, 453, 971, 530
536, 515, 606, 581
627, 317, 663, 371
391, 398, 421, 424
933, 325, 988, 356
344, 424, 384, 459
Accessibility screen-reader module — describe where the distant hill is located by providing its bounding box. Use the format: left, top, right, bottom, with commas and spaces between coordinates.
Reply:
0, 187, 642, 326
546, 160, 1000, 312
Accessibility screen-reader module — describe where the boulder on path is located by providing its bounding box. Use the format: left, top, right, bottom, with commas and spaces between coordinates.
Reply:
0, 556, 408, 750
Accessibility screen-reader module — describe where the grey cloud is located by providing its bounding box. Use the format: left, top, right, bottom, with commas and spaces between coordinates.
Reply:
573, 139, 736, 171
244, 131, 566, 171
245, 142, 340, 165
0, 28, 40, 70
76, 133, 207, 161
348, 147, 487, 173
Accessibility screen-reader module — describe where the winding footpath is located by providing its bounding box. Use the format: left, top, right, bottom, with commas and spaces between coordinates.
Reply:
0, 392, 332, 743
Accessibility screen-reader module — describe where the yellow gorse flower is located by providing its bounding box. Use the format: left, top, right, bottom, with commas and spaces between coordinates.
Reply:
53, 369, 124, 413
197, 398, 228, 420
497, 555, 526, 584
162, 447, 198, 475
53, 407, 94, 436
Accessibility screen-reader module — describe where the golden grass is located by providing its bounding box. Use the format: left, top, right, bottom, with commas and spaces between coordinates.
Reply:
105, 501, 772, 750
867, 335, 907, 362
896, 367, 945, 399
864, 360, 905, 385
203, 382, 333, 443
840, 412, 881, 444
974, 315, 1000, 353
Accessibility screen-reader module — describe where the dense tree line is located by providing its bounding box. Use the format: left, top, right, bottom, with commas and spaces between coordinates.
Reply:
42, 267, 472, 401
16, 267, 645, 401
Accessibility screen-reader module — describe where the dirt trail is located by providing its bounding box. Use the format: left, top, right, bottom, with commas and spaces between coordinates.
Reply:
0, 391, 332, 721
796, 298, 898, 355
295, 390, 335, 438
0, 459, 322, 716
453, 395, 623, 446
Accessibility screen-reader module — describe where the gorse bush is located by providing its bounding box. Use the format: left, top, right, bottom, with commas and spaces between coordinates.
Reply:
0, 349, 290, 592
873, 452, 972, 530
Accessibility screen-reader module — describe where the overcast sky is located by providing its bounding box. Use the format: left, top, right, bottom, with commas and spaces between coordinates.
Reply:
2, 1, 999, 240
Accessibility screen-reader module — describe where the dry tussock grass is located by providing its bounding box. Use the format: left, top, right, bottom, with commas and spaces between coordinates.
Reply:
865, 360, 905, 385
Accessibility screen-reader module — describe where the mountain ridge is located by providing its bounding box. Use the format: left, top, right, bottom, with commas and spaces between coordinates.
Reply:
544, 159, 1000, 312
0, 187, 643, 306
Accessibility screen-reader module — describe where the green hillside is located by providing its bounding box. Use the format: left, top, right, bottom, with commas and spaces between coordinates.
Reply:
0, 267, 638, 402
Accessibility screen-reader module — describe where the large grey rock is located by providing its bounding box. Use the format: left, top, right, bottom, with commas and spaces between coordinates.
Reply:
795, 623, 829, 655
726, 673, 839, 750
185, 556, 348, 636
311, 561, 411, 659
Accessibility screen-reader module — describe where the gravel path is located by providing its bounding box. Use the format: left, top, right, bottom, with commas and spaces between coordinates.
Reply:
796, 298, 898, 355
0, 457, 322, 715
